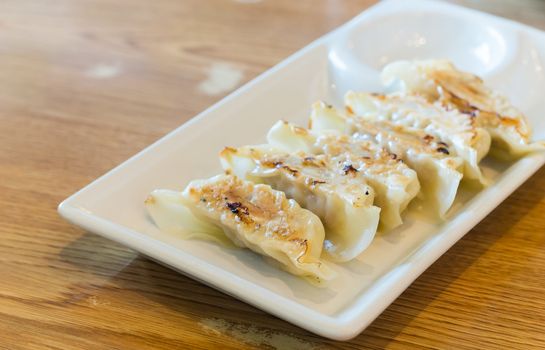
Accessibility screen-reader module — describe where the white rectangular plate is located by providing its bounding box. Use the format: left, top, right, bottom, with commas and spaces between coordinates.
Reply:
59, 0, 545, 340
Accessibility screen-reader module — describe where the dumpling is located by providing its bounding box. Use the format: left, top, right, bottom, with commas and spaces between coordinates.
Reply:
267, 120, 420, 230
145, 174, 335, 283
309, 101, 464, 218
220, 145, 380, 262
345, 91, 491, 184
381, 59, 545, 158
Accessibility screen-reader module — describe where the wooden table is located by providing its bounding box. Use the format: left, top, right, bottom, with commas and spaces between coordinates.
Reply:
2, 1, 545, 348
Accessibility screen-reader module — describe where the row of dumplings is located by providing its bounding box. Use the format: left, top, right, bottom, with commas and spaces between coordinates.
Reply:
146, 60, 544, 285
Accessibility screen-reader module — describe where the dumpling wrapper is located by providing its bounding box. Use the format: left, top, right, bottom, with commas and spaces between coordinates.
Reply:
267, 120, 420, 230
381, 59, 545, 158
145, 189, 234, 246
345, 91, 491, 184
145, 174, 335, 284
220, 145, 380, 262
309, 101, 464, 218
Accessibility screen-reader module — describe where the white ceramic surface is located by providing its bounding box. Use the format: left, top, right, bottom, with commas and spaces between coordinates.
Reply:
58, 0, 545, 340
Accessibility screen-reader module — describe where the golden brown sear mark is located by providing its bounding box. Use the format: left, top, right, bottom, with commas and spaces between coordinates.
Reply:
440, 87, 480, 118
282, 165, 299, 176
262, 159, 299, 177
436, 147, 450, 155
370, 92, 386, 100
342, 163, 359, 175
311, 179, 326, 186
423, 134, 434, 143
226, 201, 249, 215
302, 156, 326, 167
261, 159, 283, 168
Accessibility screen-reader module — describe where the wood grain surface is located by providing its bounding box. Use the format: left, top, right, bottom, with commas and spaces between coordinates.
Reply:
1, 0, 545, 349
